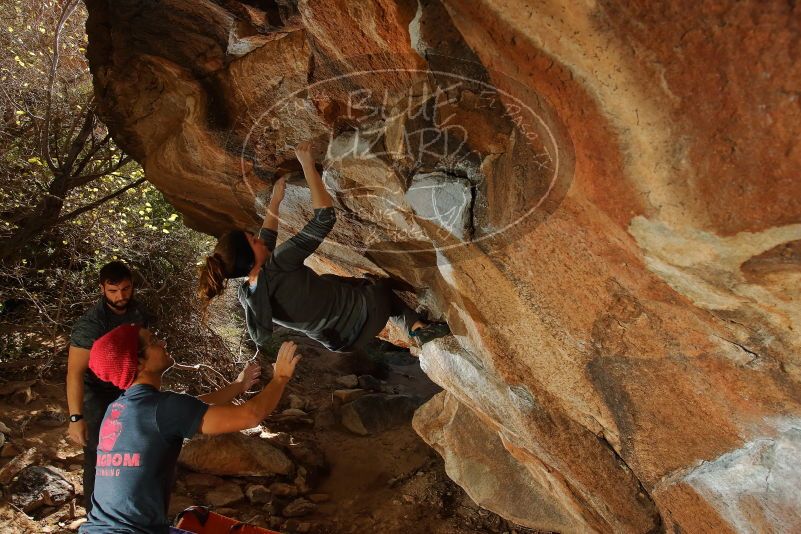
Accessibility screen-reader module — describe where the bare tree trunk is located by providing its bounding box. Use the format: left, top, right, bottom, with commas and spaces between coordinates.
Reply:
0, 170, 69, 261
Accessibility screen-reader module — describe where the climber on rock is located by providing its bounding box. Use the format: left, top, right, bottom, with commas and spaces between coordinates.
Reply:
198, 141, 449, 352
80, 325, 301, 533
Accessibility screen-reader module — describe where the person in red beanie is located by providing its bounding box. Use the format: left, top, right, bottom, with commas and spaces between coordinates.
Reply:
88, 323, 142, 390
80, 325, 300, 534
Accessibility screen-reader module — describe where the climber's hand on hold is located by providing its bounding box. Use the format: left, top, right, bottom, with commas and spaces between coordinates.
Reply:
270, 177, 286, 207
294, 141, 314, 168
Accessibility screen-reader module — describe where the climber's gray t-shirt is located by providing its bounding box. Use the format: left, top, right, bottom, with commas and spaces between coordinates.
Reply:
239, 207, 368, 351
80, 384, 208, 534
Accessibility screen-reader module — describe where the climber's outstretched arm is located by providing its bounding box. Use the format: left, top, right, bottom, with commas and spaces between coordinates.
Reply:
262, 177, 285, 236
295, 141, 333, 209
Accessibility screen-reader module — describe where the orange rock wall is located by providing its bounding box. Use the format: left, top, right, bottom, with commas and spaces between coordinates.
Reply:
85, 1, 801, 532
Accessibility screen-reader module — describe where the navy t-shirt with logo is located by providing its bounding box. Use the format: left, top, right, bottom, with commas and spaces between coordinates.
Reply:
80, 384, 208, 533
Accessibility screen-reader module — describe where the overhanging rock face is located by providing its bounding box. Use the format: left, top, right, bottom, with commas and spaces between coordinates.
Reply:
84, 0, 801, 532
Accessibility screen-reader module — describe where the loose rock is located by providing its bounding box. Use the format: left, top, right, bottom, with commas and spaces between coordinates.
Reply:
335, 374, 358, 388
10, 465, 74, 513
269, 481, 298, 497
288, 394, 307, 411
205, 481, 244, 507
293, 466, 310, 494
332, 389, 366, 407
286, 442, 326, 471
245, 484, 271, 505
281, 408, 308, 417
1, 442, 20, 458
282, 497, 316, 518
34, 409, 68, 428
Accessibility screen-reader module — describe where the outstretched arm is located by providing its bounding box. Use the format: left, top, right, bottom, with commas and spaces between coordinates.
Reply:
247, 178, 285, 286
262, 177, 285, 238
295, 141, 333, 209
199, 341, 301, 434
270, 143, 337, 269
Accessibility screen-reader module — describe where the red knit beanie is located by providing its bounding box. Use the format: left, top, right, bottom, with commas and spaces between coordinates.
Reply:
89, 324, 141, 390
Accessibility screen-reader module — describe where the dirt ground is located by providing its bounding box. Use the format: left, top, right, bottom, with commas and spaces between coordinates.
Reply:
0, 332, 543, 534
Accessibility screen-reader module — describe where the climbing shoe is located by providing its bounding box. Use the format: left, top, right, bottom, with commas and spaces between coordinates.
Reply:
410, 322, 450, 345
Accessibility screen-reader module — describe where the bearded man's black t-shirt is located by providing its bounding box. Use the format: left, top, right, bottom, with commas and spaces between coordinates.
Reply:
80, 384, 208, 533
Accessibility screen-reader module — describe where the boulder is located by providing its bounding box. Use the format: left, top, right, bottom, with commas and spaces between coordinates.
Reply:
179, 433, 294, 477
414, 391, 585, 532
340, 394, 421, 436
82, 0, 801, 530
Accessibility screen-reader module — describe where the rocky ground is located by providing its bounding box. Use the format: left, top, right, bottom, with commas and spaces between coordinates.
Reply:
0, 332, 545, 534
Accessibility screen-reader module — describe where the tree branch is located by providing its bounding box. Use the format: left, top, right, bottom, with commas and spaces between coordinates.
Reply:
41, 0, 80, 173
71, 131, 111, 178
56, 177, 146, 224
68, 155, 133, 189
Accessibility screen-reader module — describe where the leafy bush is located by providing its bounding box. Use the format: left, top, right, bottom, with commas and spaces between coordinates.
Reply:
0, 0, 248, 392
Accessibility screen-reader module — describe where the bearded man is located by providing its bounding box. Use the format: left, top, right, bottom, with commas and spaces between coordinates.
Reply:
66, 261, 154, 512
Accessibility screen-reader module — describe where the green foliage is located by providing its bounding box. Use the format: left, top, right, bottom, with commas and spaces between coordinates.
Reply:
0, 1, 245, 390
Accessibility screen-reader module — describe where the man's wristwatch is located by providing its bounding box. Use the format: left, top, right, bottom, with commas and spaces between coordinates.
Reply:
69, 414, 83, 423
